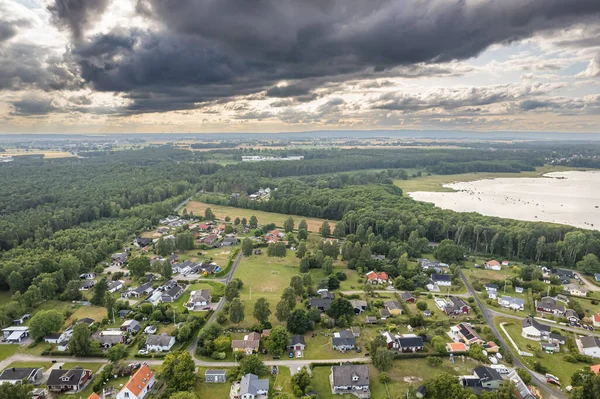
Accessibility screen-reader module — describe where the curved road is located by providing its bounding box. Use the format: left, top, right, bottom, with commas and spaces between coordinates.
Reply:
460, 270, 568, 399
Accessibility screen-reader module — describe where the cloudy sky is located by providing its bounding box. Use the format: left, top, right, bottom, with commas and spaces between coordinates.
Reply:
0, 0, 599, 134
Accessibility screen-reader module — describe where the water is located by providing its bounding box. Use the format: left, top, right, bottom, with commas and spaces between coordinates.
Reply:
409, 171, 600, 230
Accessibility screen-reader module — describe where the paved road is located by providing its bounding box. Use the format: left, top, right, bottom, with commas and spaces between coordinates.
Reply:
574, 272, 600, 293
174, 190, 203, 213
459, 270, 568, 399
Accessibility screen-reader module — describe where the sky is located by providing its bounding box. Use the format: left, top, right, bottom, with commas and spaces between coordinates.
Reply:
0, 0, 599, 134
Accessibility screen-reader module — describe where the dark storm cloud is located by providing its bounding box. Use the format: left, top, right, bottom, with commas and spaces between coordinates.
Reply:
10, 98, 58, 116
48, 0, 111, 40
0, 18, 31, 43
59, 0, 600, 113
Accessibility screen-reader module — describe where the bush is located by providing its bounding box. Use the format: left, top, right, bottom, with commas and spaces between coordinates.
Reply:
211, 352, 226, 360
427, 356, 443, 366
416, 301, 428, 311
533, 362, 548, 373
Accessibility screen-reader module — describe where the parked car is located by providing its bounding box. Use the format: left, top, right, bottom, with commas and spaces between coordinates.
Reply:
289, 352, 294, 358
138, 349, 148, 355
356, 346, 361, 353
296, 351, 303, 358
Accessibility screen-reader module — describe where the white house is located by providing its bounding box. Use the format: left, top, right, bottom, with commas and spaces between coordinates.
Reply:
108, 280, 124, 293
145, 335, 175, 352
580, 336, 600, 358
498, 296, 525, 311
521, 317, 549, 341
185, 289, 211, 310
233, 373, 269, 399
331, 364, 370, 398
2, 326, 29, 343
116, 364, 155, 399
564, 284, 589, 297
485, 260, 501, 271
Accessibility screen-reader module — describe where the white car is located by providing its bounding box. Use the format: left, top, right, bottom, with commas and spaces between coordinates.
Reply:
296, 351, 303, 358
138, 349, 148, 355
144, 326, 157, 334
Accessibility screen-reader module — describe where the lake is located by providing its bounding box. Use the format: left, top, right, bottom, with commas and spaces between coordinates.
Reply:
409, 171, 600, 230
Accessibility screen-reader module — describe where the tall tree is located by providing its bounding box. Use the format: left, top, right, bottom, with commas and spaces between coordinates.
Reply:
29, 310, 63, 340
327, 298, 354, 320
249, 215, 258, 228
239, 354, 268, 375
70, 324, 92, 356
266, 326, 289, 356
91, 277, 109, 306
320, 221, 331, 237
253, 297, 271, 324
287, 309, 310, 334
104, 291, 116, 320
283, 216, 295, 233
128, 256, 151, 277
225, 281, 240, 301
162, 259, 173, 280
296, 241, 308, 259
290, 276, 305, 297
242, 238, 254, 257
0, 382, 33, 399
298, 219, 308, 231
204, 208, 216, 220
229, 298, 245, 323
275, 300, 291, 322
323, 256, 334, 275
160, 351, 197, 393
281, 287, 296, 309
372, 347, 394, 370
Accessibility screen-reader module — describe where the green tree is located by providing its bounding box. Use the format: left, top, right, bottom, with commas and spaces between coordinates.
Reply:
170, 393, 197, 399
128, 256, 151, 277
290, 276, 305, 297
427, 356, 443, 367
296, 241, 308, 259
283, 216, 295, 233
297, 229, 308, 240
302, 273, 312, 287
266, 326, 289, 356
241, 217, 248, 226
204, 208, 216, 220
323, 256, 334, 275
229, 298, 245, 323
162, 259, 173, 280
281, 287, 296, 309
249, 215, 258, 228
29, 310, 63, 340
240, 354, 268, 375
577, 254, 600, 275
275, 300, 291, 322
292, 367, 311, 394
287, 309, 310, 334
369, 335, 387, 353
298, 219, 308, 231
434, 239, 465, 264
160, 351, 197, 393
225, 281, 240, 301
157, 237, 175, 256
0, 382, 33, 399
91, 277, 108, 306
372, 347, 394, 370
70, 323, 92, 356
104, 291, 116, 319
253, 297, 271, 324
107, 343, 127, 363
8, 271, 25, 293
416, 301, 428, 311
425, 372, 470, 399
234, 217, 241, 225
177, 324, 192, 342
320, 221, 331, 237
242, 238, 254, 257
299, 255, 310, 273
327, 298, 354, 320
213, 335, 231, 352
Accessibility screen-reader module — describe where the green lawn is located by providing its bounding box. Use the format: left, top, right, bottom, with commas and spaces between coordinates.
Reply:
64, 305, 108, 327
0, 345, 18, 362
5, 361, 53, 370
496, 317, 587, 385
394, 165, 577, 194
186, 200, 336, 232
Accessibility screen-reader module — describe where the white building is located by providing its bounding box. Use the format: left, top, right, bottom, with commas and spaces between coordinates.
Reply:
116, 364, 155, 399
580, 336, 600, 358
145, 335, 175, 352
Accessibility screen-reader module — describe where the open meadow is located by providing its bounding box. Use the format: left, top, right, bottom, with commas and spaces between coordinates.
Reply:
185, 201, 336, 232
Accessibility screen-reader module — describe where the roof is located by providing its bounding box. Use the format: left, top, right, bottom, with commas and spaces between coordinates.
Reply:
310, 297, 333, 311
247, 332, 261, 341
398, 336, 424, 348
385, 301, 402, 311
474, 366, 503, 382
447, 342, 468, 352
332, 364, 369, 387
88, 393, 100, 399
591, 364, 600, 375
205, 369, 226, 376
351, 299, 367, 309
565, 309, 580, 319
47, 367, 87, 387
401, 292, 415, 301
240, 373, 269, 396
122, 320, 141, 329
190, 289, 211, 303
120, 364, 155, 397
163, 285, 183, 300
146, 334, 174, 347
486, 260, 500, 267
521, 317, 550, 333
457, 323, 483, 342
0, 367, 39, 381
432, 273, 452, 282
108, 280, 123, 290
332, 336, 356, 347
581, 336, 600, 349
594, 314, 600, 323
289, 335, 306, 346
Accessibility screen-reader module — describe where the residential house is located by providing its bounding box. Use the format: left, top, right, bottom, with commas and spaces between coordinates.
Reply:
565, 309, 580, 323
365, 271, 389, 285
96, 330, 125, 349
332, 330, 356, 351
384, 301, 403, 316
485, 260, 501, 271
145, 335, 176, 352
521, 317, 550, 341
118, 310, 132, 318
372, 255, 386, 261
381, 331, 398, 349
79, 280, 96, 291
498, 296, 525, 311
487, 288, 498, 300
121, 320, 141, 334
515, 287, 524, 294
43, 333, 63, 345
379, 308, 391, 320
221, 237, 238, 246
147, 291, 163, 306
134, 237, 152, 248
556, 294, 570, 304
310, 292, 335, 312
116, 364, 155, 399
161, 284, 184, 303
398, 335, 425, 352
199, 234, 219, 246
507, 370, 535, 399
232, 332, 261, 355
47, 367, 92, 393
111, 253, 128, 267
79, 273, 96, 280
108, 280, 124, 293
502, 261, 510, 267
350, 327, 361, 338
31, 388, 47, 399
200, 263, 220, 275
401, 292, 416, 303
564, 284, 589, 297
447, 342, 468, 353
431, 274, 452, 287
126, 282, 154, 299
232, 373, 269, 399
331, 364, 370, 399
0, 367, 43, 385
205, 369, 226, 383
450, 323, 485, 345
593, 314, 600, 328
444, 296, 470, 315
350, 300, 367, 315
2, 326, 29, 343
365, 316, 377, 325
581, 336, 600, 358
13, 314, 31, 326
535, 296, 566, 316
591, 364, 600, 375
287, 335, 306, 352
484, 341, 499, 353
461, 367, 503, 393
485, 284, 498, 292
186, 289, 212, 310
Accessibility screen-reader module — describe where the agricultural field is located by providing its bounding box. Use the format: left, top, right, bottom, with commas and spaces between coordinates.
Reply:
1, 149, 76, 159
394, 165, 578, 194
185, 201, 336, 232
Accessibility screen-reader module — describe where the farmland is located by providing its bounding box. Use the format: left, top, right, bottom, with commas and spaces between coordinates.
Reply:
185, 201, 336, 232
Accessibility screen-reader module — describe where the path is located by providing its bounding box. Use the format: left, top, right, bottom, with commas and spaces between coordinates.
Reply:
174, 190, 203, 213
460, 270, 568, 399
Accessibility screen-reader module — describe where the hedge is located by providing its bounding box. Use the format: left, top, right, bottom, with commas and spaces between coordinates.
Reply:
215, 248, 240, 277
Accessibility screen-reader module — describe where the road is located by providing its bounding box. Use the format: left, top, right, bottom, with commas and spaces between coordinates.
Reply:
174, 190, 203, 213
574, 272, 600, 293
460, 271, 568, 399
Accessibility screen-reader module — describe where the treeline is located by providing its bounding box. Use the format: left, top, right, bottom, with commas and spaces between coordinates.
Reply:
427, 161, 537, 175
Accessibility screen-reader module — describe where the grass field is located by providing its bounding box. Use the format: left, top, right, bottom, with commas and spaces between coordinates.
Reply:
65, 305, 108, 327
395, 165, 578, 194
2, 149, 75, 159
185, 201, 336, 232
231, 252, 359, 327
0, 345, 19, 362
